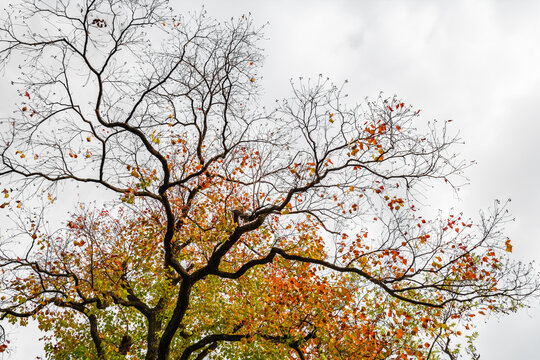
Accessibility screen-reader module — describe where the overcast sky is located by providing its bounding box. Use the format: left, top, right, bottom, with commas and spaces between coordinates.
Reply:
3, 0, 540, 359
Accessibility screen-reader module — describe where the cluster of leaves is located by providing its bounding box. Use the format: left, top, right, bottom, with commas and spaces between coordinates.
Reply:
0, 0, 537, 359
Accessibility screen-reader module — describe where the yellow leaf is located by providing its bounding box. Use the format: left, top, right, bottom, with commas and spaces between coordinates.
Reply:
505, 239, 512, 253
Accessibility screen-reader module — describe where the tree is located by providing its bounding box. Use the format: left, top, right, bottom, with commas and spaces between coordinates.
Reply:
0, 0, 537, 359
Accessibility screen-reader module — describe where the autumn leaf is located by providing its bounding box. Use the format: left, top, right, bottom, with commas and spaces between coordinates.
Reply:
505, 239, 512, 253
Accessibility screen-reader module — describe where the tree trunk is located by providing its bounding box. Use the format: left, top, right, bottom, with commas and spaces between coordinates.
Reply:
145, 312, 162, 360
158, 279, 193, 360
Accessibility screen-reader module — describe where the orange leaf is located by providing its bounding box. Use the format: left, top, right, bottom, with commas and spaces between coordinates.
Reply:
505, 239, 512, 253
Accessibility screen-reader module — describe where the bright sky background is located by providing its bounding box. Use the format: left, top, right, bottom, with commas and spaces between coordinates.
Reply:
2, 0, 540, 359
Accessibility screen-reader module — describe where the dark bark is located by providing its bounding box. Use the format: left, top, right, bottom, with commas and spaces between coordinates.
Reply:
88, 313, 105, 359
157, 279, 193, 360
118, 334, 132, 355
145, 311, 162, 360
194, 343, 218, 360
179, 334, 247, 360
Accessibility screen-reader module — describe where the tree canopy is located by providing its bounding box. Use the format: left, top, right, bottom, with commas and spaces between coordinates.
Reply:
0, 1, 537, 359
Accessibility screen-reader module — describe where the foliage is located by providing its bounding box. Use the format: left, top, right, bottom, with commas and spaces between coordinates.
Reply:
0, 1, 537, 359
